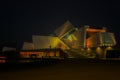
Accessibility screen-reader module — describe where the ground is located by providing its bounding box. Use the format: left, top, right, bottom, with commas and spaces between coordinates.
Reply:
0, 59, 120, 80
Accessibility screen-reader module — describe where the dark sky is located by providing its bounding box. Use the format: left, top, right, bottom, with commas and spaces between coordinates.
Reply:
0, 0, 120, 48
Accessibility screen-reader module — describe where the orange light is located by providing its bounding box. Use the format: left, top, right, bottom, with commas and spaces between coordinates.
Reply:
86, 28, 106, 33
0, 60, 6, 63
0, 56, 6, 63
0, 56, 7, 59
86, 39, 91, 48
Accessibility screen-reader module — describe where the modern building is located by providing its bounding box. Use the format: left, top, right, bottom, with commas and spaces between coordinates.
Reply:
54, 21, 116, 48
22, 21, 116, 59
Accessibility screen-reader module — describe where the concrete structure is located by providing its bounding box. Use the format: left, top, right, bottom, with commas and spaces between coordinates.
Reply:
86, 32, 116, 48
54, 21, 75, 39
22, 42, 34, 50
22, 21, 116, 59
32, 35, 69, 50
54, 22, 116, 49
84, 26, 116, 48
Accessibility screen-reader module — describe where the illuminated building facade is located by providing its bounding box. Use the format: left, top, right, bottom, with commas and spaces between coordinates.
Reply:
22, 21, 116, 58
20, 48, 66, 59
54, 21, 116, 49
54, 21, 116, 58
32, 35, 69, 50
84, 26, 116, 48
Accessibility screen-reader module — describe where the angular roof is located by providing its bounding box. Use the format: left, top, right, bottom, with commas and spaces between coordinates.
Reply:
54, 20, 75, 39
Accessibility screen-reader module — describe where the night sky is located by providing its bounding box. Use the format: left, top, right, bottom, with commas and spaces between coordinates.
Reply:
0, 0, 120, 48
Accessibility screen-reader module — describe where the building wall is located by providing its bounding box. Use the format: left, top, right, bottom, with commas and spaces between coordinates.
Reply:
22, 42, 34, 50
32, 35, 69, 50
100, 32, 116, 46
78, 26, 89, 48
86, 32, 116, 48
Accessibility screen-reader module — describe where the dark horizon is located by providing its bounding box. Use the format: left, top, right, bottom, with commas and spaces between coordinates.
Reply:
0, 0, 120, 48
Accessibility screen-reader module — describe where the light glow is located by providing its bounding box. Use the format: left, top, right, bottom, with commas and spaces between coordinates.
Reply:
106, 46, 113, 50
96, 47, 103, 54
86, 28, 106, 33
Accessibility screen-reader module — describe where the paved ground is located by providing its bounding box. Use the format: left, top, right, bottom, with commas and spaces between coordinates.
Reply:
0, 59, 120, 80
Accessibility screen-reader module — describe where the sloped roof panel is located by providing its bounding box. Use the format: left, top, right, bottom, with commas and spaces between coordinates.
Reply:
54, 21, 74, 38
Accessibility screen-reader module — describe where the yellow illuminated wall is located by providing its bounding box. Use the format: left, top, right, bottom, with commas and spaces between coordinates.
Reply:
32, 35, 69, 50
